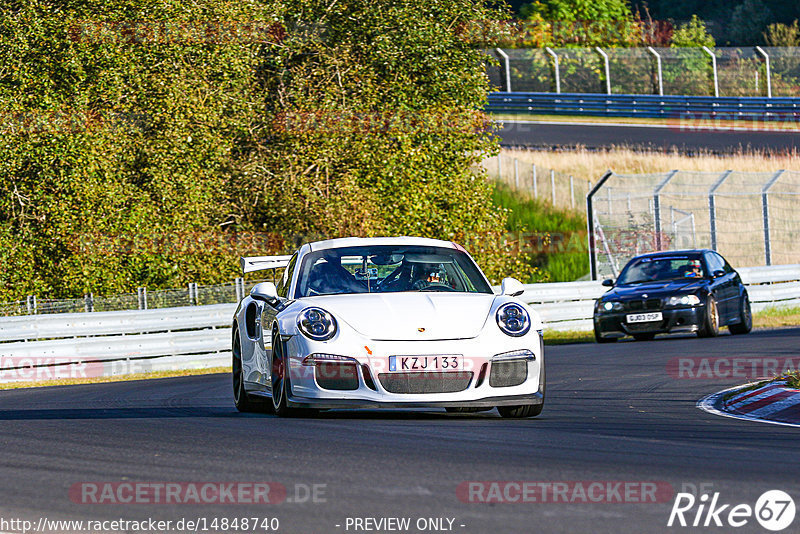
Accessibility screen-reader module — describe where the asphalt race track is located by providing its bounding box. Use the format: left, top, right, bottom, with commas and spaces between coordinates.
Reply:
2, 328, 800, 534
496, 120, 800, 153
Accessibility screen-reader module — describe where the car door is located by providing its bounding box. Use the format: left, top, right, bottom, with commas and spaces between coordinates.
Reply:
260, 252, 297, 387
705, 252, 736, 322
719, 253, 745, 320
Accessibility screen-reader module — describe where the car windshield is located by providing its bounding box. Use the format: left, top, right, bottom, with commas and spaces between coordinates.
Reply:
294, 245, 493, 297
616, 255, 705, 285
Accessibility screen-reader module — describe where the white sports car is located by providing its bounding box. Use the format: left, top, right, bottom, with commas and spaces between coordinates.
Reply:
231, 237, 545, 418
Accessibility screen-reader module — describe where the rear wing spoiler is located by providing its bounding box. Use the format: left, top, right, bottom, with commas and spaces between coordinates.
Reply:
240, 255, 293, 274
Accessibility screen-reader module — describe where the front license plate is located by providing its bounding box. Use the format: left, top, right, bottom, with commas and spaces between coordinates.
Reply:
626, 312, 663, 323
389, 355, 463, 372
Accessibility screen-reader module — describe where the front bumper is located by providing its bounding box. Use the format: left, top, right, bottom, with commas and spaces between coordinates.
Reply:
282, 332, 544, 409
594, 306, 705, 338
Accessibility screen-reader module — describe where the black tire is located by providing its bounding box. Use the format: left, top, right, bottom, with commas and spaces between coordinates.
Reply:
233, 330, 257, 412
498, 359, 545, 419
270, 332, 316, 417
498, 403, 543, 418
729, 293, 753, 335
271, 332, 293, 416
594, 325, 617, 343
633, 333, 656, 341
697, 296, 720, 338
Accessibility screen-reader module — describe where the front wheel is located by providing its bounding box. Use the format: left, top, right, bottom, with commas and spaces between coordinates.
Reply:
498, 403, 543, 418
233, 330, 257, 412
697, 296, 720, 338
594, 324, 617, 343
271, 333, 315, 417
271, 333, 293, 416
729, 294, 753, 335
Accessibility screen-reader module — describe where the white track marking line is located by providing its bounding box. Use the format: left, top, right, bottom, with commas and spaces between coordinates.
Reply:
698, 386, 800, 429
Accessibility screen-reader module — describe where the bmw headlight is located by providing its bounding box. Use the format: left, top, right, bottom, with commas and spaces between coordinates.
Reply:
297, 307, 337, 341
666, 295, 701, 307
597, 300, 623, 313
496, 302, 531, 337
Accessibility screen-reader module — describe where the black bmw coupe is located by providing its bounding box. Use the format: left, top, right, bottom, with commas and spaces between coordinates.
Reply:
593, 250, 752, 342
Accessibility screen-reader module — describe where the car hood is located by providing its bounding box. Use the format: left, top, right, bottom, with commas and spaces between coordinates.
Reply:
607, 279, 706, 299
299, 292, 496, 341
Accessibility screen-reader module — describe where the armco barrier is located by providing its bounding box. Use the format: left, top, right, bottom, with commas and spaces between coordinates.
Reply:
0, 264, 797, 381
518, 264, 800, 332
0, 304, 236, 383
486, 92, 800, 120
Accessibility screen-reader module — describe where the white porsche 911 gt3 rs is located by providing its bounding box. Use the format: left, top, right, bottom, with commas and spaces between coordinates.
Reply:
231, 236, 545, 418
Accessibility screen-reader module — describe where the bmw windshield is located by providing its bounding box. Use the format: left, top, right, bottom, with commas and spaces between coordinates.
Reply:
616, 255, 706, 285
294, 245, 493, 297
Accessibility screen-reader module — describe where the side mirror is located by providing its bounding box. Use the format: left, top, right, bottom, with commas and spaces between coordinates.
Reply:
500, 277, 525, 297
712, 270, 725, 279
250, 281, 278, 303
602, 279, 614, 287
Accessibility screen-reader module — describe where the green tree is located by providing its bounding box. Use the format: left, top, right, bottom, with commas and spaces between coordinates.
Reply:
0, 0, 533, 301
763, 20, 800, 46
671, 14, 716, 47
728, 0, 773, 45
518, 0, 642, 46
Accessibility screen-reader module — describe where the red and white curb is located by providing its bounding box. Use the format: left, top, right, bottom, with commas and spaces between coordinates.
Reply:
698, 380, 800, 428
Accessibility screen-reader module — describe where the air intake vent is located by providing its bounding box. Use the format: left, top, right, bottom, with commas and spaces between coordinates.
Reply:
489, 360, 528, 388
378, 372, 473, 394
315, 362, 359, 390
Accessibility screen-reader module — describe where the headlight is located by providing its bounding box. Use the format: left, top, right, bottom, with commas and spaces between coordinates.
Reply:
496, 302, 531, 337
297, 307, 337, 341
598, 300, 623, 313
666, 295, 701, 307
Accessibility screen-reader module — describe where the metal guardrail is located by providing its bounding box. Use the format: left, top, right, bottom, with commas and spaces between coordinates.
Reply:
486, 92, 800, 120
0, 304, 236, 383
0, 264, 797, 382
519, 264, 800, 332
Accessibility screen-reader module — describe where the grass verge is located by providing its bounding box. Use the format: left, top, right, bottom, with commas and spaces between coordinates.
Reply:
543, 330, 594, 345
543, 307, 800, 346
784, 371, 800, 389
492, 182, 589, 283
0, 366, 230, 391
753, 306, 800, 329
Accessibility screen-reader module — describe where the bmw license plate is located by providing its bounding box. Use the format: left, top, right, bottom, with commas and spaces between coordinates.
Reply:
626, 312, 663, 323
389, 355, 463, 372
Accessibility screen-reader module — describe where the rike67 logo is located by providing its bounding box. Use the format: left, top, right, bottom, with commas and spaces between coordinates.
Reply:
668, 490, 795, 531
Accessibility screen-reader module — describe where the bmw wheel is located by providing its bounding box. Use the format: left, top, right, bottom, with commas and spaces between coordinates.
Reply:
594, 324, 617, 343
729, 294, 753, 335
697, 296, 720, 338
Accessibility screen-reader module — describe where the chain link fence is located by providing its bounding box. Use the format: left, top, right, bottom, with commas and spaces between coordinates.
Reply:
488, 47, 800, 97
479, 152, 592, 212
588, 170, 800, 279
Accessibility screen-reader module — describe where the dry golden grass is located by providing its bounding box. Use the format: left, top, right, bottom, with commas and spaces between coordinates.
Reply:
753, 307, 800, 330
0, 366, 230, 390
498, 147, 800, 182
